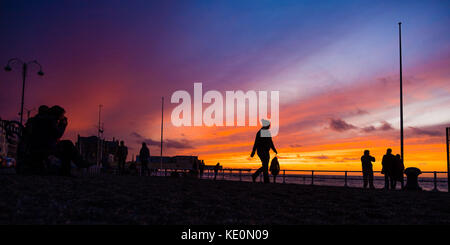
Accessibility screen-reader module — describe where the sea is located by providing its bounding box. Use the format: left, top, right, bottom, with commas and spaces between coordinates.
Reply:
197, 170, 449, 192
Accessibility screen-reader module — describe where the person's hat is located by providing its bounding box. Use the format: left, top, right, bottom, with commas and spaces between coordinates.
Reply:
261, 119, 270, 127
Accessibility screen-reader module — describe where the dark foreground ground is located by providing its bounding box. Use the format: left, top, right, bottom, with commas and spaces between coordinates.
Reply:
0, 174, 449, 224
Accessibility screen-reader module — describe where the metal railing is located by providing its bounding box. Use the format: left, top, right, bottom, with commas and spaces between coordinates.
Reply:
3, 165, 446, 192
105, 167, 448, 192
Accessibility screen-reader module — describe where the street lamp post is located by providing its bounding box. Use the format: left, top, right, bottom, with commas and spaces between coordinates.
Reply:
398, 22, 404, 163
4, 58, 44, 125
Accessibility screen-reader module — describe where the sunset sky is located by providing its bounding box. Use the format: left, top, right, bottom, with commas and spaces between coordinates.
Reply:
1, 0, 449, 171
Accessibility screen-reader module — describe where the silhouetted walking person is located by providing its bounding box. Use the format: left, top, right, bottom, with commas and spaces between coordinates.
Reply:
117, 141, 128, 174
139, 142, 150, 176
361, 150, 375, 189
393, 154, 405, 189
382, 148, 396, 190
270, 156, 280, 183
251, 119, 278, 183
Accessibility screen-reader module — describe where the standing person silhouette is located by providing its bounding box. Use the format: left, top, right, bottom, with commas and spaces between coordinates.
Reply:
199, 160, 205, 178
381, 148, 395, 190
117, 141, 128, 174
251, 119, 278, 183
191, 158, 199, 178
139, 142, 150, 176
17, 105, 49, 174
361, 150, 375, 189
213, 162, 220, 180
393, 154, 405, 189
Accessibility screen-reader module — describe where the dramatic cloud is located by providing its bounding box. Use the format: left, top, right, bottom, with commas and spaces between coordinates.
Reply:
329, 119, 357, 132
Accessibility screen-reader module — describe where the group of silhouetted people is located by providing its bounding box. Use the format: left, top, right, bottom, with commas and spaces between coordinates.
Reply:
361, 148, 405, 190
190, 158, 206, 178
17, 105, 91, 176
116, 141, 155, 176
382, 148, 405, 189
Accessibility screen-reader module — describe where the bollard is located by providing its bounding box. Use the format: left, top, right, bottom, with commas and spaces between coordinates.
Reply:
283, 170, 286, 184
311, 170, 314, 185
404, 167, 422, 191
239, 169, 242, 181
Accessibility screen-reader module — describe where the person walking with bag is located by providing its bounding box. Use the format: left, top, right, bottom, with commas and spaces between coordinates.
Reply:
250, 119, 278, 183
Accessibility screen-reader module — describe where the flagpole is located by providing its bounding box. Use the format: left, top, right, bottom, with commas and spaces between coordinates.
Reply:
398, 22, 404, 164
160, 97, 164, 170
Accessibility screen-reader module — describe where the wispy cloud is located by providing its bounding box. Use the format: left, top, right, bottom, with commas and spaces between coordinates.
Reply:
379, 121, 394, 131
361, 126, 376, 133
355, 108, 369, 115
408, 127, 441, 137
131, 132, 194, 149
308, 155, 330, 160
329, 118, 357, 132
361, 121, 393, 133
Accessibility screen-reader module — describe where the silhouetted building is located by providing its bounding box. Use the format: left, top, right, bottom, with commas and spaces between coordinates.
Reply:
0, 119, 22, 160
0, 121, 9, 158
76, 135, 119, 165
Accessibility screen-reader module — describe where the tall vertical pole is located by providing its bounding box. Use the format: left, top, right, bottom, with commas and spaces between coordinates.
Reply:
160, 97, 164, 170
97, 104, 103, 166
399, 22, 404, 164
20, 63, 27, 125
446, 127, 449, 192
